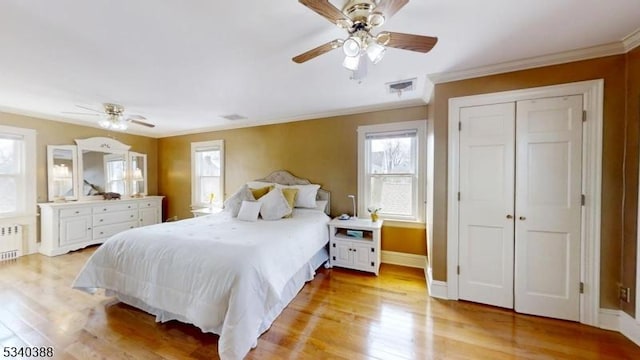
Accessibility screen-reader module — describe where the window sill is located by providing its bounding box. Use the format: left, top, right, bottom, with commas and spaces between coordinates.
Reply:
377, 219, 426, 229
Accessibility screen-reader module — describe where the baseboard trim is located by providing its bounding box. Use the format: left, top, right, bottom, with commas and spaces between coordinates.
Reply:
426, 266, 448, 299
381, 250, 426, 269
598, 308, 640, 346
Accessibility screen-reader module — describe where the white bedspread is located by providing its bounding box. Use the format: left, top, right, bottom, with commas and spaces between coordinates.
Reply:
73, 208, 330, 360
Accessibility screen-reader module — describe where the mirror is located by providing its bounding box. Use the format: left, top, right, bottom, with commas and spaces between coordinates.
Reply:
76, 137, 131, 200
129, 152, 147, 197
47, 145, 78, 201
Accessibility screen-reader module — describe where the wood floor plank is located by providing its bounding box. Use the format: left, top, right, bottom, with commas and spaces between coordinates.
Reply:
0, 247, 639, 359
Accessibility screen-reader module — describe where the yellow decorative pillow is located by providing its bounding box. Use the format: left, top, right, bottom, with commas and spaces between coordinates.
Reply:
250, 185, 274, 200
281, 188, 298, 210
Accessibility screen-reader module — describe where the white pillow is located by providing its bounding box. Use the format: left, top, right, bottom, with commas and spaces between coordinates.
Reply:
237, 200, 262, 222
258, 188, 292, 220
223, 185, 255, 217
314, 200, 329, 212
275, 184, 320, 208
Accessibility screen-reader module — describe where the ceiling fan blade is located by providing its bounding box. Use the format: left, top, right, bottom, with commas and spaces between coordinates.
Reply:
127, 117, 155, 128
75, 105, 102, 113
293, 39, 343, 63
62, 111, 100, 116
375, 0, 409, 19
299, 0, 350, 25
382, 31, 438, 53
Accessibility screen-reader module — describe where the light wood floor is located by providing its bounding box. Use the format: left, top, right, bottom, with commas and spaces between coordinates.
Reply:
1, 247, 639, 359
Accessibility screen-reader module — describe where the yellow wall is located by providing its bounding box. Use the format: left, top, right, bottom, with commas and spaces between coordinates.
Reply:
428, 55, 629, 309
158, 106, 428, 255
621, 46, 640, 316
0, 112, 159, 204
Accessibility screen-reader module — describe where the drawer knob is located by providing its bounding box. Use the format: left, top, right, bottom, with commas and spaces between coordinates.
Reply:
99, 219, 104, 222
130, 215, 134, 218
103, 208, 107, 211
99, 232, 104, 235
75, 210, 79, 214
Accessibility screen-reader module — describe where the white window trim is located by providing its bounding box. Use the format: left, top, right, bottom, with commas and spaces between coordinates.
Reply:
357, 120, 427, 223
190, 139, 224, 209
0, 125, 36, 219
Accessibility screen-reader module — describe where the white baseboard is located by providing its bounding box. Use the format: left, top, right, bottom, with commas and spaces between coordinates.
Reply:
381, 250, 427, 269
426, 266, 448, 299
598, 308, 640, 346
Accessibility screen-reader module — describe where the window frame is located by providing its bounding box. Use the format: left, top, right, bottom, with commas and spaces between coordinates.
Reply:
191, 139, 225, 209
357, 120, 426, 223
0, 125, 36, 219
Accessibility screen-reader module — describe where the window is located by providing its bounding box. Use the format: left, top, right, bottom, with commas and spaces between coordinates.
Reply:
0, 125, 36, 218
191, 140, 224, 208
358, 120, 426, 222
104, 154, 126, 194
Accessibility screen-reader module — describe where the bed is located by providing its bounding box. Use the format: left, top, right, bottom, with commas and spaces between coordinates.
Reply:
72, 171, 331, 360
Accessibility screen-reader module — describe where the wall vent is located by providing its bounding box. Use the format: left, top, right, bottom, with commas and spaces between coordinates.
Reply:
387, 78, 416, 96
221, 114, 247, 121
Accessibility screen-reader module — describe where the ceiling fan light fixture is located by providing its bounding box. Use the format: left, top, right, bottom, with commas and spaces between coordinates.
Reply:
98, 119, 111, 129
366, 40, 385, 64
342, 37, 362, 57
367, 12, 385, 27
343, 54, 360, 71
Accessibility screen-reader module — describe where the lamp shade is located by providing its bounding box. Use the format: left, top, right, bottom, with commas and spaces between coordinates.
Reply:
343, 37, 361, 57
343, 55, 360, 71
366, 41, 386, 64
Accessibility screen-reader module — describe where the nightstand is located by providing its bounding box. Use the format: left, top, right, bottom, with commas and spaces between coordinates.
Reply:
190, 207, 222, 217
328, 217, 383, 275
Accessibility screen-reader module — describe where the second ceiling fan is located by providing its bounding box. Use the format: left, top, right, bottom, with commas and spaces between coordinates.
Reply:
292, 0, 438, 78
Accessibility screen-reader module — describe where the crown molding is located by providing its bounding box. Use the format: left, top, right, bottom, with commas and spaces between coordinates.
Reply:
428, 41, 626, 84
623, 27, 640, 52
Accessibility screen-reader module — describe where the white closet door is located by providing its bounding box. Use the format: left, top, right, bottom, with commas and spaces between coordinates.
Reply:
514, 95, 583, 321
458, 102, 515, 308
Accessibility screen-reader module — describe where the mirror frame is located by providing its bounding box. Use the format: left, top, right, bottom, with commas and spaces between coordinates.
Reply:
46, 145, 79, 201
76, 137, 131, 200
129, 151, 148, 197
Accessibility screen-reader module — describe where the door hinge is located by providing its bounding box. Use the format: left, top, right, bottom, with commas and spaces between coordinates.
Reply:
458, 192, 461, 201
332, 243, 336, 248
582, 110, 587, 122
580, 282, 584, 294
371, 261, 375, 267
581, 194, 585, 206
457, 265, 460, 275
458, 121, 462, 131
371, 247, 374, 253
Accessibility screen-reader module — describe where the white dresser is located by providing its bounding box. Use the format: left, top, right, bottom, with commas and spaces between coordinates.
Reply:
38, 196, 163, 256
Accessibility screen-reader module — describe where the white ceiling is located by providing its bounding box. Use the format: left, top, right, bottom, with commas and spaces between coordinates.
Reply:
1, 0, 639, 138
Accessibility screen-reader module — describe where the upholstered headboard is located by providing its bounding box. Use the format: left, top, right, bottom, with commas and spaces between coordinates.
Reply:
254, 170, 330, 215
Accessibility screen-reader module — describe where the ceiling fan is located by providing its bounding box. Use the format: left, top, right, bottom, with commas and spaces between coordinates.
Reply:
292, 0, 438, 79
63, 103, 155, 130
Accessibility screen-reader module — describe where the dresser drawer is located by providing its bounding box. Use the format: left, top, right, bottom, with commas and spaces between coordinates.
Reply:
139, 200, 159, 208
60, 207, 92, 218
93, 221, 138, 240
93, 210, 138, 225
93, 202, 138, 213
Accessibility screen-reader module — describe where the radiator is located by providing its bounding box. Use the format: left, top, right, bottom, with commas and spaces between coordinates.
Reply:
0, 224, 23, 261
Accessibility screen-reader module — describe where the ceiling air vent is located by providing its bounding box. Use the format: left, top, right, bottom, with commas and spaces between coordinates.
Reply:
387, 78, 416, 96
221, 114, 247, 121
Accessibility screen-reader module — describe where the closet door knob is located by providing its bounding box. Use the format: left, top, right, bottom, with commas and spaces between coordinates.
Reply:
519, 216, 526, 220
506, 215, 513, 219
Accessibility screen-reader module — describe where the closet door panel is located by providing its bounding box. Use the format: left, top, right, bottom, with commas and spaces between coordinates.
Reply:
458, 102, 515, 308
514, 95, 583, 321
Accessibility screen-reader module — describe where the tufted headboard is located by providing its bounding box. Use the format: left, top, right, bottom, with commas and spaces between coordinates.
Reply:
254, 170, 330, 215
